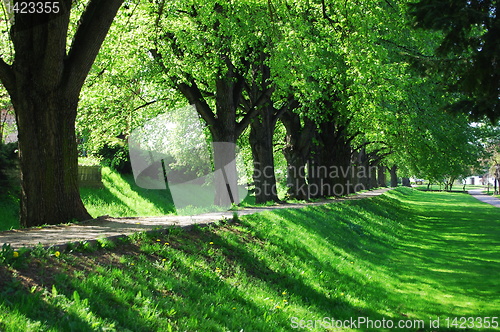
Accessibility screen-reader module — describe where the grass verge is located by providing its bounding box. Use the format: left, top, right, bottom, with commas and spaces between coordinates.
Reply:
0, 187, 499, 331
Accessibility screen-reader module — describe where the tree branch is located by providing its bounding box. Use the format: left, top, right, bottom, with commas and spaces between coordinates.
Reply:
369, 149, 393, 164
64, 0, 124, 97
353, 140, 387, 151
233, 72, 246, 108
383, 0, 397, 12
131, 99, 164, 112
321, 0, 339, 31
149, 48, 217, 128
273, 95, 298, 123
377, 38, 435, 59
177, 81, 217, 128
346, 131, 362, 144
235, 104, 260, 138
235, 84, 275, 138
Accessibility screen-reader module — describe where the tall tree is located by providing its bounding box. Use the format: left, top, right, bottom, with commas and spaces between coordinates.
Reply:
150, 0, 273, 205
248, 96, 290, 203
240, 51, 282, 204
0, 0, 123, 227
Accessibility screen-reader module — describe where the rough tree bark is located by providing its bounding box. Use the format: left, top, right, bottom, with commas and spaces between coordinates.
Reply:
308, 121, 353, 198
249, 103, 280, 204
377, 165, 387, 187
281, 108, 314, 200
389, 165, 398, 187
0, 0, 124, 227
353, 147, 376, 190
249, 96, 296, 203
245, 56, 283, 204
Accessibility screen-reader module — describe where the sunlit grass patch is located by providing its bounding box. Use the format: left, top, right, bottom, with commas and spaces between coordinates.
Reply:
80, 167, 176, 218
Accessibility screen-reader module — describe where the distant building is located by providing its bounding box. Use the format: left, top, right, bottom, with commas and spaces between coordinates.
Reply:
409, 178, 425, 185
463, 175, 494, 186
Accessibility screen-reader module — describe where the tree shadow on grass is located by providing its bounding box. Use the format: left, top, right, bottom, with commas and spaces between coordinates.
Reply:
243, 189, 500, 320
368, 190, 500, 317
64, 234, 390, 331
0, 227, 389, 331
235, 206, 413, 317
3, 188, 498, 330
203, 229, 394, 321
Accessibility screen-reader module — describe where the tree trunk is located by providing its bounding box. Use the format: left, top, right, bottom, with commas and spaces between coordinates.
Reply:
175, 74, 243, 207
446, 178, 454, 191
307, 143, 323, 199
249, 107, 280, 203
369, 163, 378, 189
327, 126, 353, 196
247, 57, 281, 204
355, 147, 371, 190
402, 177, 411, 187
210, 74, 246, 206
167, 55, 265, 207
281, 110, 314, 200
308, 122, 353, 198
211, 141, 239, 207
211, 86, 238, 206
13, 92, 91, 227
389, 165, 398, 187
283, 147, 309, 200
0, 0, 123, 227
377, 165, 387, 187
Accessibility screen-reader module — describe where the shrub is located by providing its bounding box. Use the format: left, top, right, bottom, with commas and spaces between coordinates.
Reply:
96, 139, 131, 174
0, 142, 18, 185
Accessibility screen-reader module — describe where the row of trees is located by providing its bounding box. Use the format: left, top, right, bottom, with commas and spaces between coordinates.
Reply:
83, 0, 481, 200
0, 0, 496, 227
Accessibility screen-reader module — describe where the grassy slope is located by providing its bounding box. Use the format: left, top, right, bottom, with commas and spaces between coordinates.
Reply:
80, 167, 176, 218
0, 188, 499, 331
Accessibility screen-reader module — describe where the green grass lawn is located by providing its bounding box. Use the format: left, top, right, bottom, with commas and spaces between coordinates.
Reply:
0, 188, 498, 331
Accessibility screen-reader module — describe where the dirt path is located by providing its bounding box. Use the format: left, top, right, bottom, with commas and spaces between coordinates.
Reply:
0, 188, 391, 249
468, 189, 500, 208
